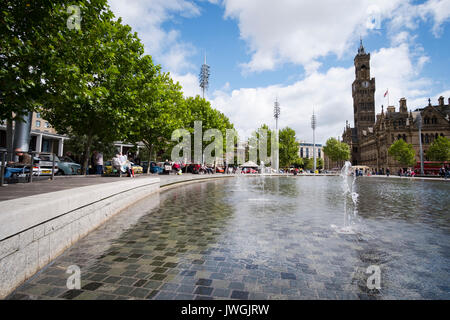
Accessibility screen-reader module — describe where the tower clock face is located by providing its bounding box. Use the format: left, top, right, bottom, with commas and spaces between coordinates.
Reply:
362, 81, 369, 88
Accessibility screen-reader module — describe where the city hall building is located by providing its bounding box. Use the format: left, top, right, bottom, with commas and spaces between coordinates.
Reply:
342, 41, 450, 173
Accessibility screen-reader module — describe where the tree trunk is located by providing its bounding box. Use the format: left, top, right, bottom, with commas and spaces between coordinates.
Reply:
6, 117, 14, 162
82, 134, 94, 176
146, 144, 153, 174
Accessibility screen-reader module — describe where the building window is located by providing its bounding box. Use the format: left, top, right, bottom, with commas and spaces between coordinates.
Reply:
306, 148, 309, 158
300, 147, 303, 158
318, 148, 321, 158
36, 112, 41, 118
36, 120, 41, 127
44, 122, 50, 128
424, 117, 430, 124
431, 118, 437, 124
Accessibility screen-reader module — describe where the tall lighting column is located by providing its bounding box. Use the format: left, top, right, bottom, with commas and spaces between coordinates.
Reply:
274, 98, 280, 173
311, 110, 317, 173
199, 54, 210, 99
416, 112, 424, 175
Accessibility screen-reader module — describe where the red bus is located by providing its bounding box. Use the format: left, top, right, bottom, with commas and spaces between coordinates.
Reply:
414, 161, 449, 175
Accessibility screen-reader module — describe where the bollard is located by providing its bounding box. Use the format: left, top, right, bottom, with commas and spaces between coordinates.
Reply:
1, 152, 5, 187
51, 153, 55, 180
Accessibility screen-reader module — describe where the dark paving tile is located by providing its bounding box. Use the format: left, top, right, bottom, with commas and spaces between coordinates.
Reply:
150, 274, 167, 281
231, 290, 249, 299
82, 282, 103, 291
194, 286, 213, 296
281, 272, 296, 280
145, 290, 160, 299
60, 290, 84, 300
196, 279, 212, 286
103, 276, 122, 284
163, 262, 178, 268
89, 274, 108, 282
152, 267, 168, 274
133, 279, 148, 287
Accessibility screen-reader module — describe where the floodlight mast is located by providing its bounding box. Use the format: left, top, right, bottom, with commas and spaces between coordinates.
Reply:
274, 98, 280, 173
199, 54, 210, 99
311, 110, 317, 173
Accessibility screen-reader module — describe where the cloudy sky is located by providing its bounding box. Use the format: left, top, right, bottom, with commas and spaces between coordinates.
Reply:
108, 0, 450, 144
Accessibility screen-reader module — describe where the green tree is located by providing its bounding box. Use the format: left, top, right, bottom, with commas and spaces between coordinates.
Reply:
426, 136, 450, 161
323, 137, 350, 162
185, 96, 234, 163
42, 9, 145, 174
279, 127, 299, 168
388, 139, 416, 167
129, 58, 188, 172
292, 157, 304, 168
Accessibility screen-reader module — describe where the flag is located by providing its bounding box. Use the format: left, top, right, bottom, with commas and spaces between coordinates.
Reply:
384, 89, 389, 98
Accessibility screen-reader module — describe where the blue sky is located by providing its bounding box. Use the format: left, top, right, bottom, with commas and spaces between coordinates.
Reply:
108, 0, 450, 144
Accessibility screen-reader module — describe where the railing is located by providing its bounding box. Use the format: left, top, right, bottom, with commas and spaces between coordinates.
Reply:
0, 150, 57, 186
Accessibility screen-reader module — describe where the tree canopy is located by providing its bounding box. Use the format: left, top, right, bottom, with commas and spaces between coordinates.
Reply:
323, 138, 350, 162
426, 136, 450, 161
279, 127, 299, 168
388, 139, 416, 167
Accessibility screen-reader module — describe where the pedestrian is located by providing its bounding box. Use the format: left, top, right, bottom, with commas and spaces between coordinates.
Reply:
386, 168, 390, 177
93, 150, 104, 175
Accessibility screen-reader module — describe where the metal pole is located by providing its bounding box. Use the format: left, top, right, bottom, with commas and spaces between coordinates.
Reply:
29, 152, 33, 183
51, 153, 55, 180
417, 113, 424, 175
311, 111, 317, 173
1, 152, 5, 187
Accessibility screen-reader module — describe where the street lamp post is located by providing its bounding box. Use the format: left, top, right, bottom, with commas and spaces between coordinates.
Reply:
311, 110, 317, 173
416, 112, 424, 175
274, 98, 280, 173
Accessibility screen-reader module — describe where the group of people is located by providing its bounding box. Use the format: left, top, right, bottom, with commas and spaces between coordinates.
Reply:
397, 168, 416, 177
439, 166, 450, 179
112, 152, 135, 177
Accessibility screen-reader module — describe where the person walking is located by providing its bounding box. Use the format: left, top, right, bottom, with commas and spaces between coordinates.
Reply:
93, 151, 104, 175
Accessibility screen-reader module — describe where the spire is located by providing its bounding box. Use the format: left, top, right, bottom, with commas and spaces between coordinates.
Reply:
358, 36, 366, 55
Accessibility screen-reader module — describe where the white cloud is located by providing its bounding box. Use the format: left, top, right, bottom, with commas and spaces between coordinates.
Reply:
108, 0, 200, 73
223, 0, 450, 73
171, 72, 201, 97
212, 42, 432, 144
223, 0, 405, 73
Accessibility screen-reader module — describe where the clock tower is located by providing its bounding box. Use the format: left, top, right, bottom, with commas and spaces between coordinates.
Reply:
352, 39, 376, 138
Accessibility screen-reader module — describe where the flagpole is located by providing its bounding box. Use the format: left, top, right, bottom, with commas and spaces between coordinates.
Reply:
387, 88, 390, 106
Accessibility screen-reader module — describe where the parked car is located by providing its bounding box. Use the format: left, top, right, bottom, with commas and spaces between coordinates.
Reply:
130, 162, 143, 174
242, 167, 258, 174
33, 154, 59, 176
149, 162, 163, 174
56, 156, 81, 175
215, 167, 225, 173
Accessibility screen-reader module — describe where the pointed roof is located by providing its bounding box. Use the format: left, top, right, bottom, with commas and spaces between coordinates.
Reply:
357, 37, 366, 55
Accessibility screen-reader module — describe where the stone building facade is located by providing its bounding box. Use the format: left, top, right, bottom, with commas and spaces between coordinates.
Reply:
342, 42, 450, 172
